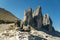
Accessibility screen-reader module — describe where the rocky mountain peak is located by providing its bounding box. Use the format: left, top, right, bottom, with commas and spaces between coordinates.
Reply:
33, 6, 42, 18
43, 13, 50, 25
23, 6, 54, 32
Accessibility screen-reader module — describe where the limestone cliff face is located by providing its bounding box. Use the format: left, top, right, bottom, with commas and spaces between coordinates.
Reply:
33, 6, 43, 30
43, 14, 50, 25
23, 6, 54, 31
43, 14, 54, 31
24, 8, 33, 26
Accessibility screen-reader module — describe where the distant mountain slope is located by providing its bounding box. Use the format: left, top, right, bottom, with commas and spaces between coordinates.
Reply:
0, 8, 19, 22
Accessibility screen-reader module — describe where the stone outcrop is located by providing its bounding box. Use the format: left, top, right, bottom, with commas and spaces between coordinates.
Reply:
33, 6, 43, 30
43, 14, 55, 31
23, 6, 55, 31
43, 14, 51, 25
24, 8, 33, 26
43, 14, 52, 31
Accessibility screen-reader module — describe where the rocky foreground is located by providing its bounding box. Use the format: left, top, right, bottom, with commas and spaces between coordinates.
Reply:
0, 29, 60, 40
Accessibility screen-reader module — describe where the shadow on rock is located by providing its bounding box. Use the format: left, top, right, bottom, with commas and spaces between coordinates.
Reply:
28, 34, 47, 40
39, 27, 60, 37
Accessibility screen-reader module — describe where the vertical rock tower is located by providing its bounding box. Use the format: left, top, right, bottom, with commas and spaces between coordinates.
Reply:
43, 14, 50, 25
23, 6, 55, 31
43, 14, 54, 31
24, 8, 33, 26
33, 6, 43, 30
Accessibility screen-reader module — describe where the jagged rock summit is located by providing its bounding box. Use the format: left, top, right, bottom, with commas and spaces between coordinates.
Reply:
23, 6, 55, 32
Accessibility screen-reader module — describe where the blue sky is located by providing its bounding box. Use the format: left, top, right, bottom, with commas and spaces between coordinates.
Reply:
0, 0, 60, 32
